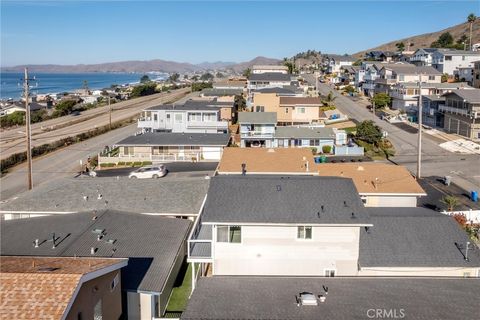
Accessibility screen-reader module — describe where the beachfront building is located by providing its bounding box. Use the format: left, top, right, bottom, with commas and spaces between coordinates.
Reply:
440, 89, 480, 140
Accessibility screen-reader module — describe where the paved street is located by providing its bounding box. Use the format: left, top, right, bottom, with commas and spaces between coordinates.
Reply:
0, 91, 200, 201
304, 75, 480, 192
0, 88, 190, 160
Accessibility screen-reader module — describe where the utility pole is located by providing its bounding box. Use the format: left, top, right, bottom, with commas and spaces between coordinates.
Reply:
416, 74, 423, 180
23, 68, 34, 190
108, 95, 112, 130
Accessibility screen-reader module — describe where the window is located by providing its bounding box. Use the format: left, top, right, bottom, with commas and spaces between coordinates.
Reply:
166, 114, 171, 122
153, 114, 158, 121
110, 274, 119, 291
462, 56, 466, 61
217, 225, 241, 243
445, 56, 452, 61
93, 299, 102, 320
123, 147, 134, 155
428, 75, 435, 81
285, 108, 289, 114
77, 312, 83, 320
398, 75, 405, 81
203, 113, 216, 121
188, 113, 201, 121
324, 269, 336, 277
309, 139, 319, 146
297, 226, 312, 239
174, 113, 183, 123
278, 139, 284, 147
297, 107, 306, 114
255, 106, 265, 112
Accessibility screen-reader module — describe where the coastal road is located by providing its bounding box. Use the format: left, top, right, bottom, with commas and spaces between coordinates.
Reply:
0, 91, 200, 201
304, 75, 480, 192
0, 87, 190, 160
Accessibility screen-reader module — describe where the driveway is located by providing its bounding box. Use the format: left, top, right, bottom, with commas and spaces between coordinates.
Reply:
94, 162, 218, 177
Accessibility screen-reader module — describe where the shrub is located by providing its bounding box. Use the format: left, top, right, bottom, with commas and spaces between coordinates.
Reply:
133, 161, 142, 167
100, 163, 115, 168
310, 147, 318, 155
124, 162, 133, 166
142, 161, 152, 165
117, 161, 126, 166
322, 145, 332, 154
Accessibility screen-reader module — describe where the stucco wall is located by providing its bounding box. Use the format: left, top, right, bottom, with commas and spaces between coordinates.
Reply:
213, 225, 360, 276
66, 270, 122, 320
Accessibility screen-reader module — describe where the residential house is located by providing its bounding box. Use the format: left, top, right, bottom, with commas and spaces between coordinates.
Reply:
389, 81, 472, 113
247, 73, 292, 102
365, 50, 396, 62
0, 176, 209, 219
212, 79, 246, 89
252, 65, 288, 74
273, 126, 336, 152
112, 132, 230, 162
183, 99, 235, 123
216, 148, 316, 175
238, 112, 277, 147
0, 101, 48, 117
316, 163, 426, 207
422, 95, 447, 127
187, 175, 479, 280
339, 65, 360, 85
454, 66, 475, 84
431, 50, 480, 75
440, 89, 480, 140
410, 48, 441, 66
187, 175, 372, 277
323, 54, 356, 74
137, 104, 228, 134
182, 277, 480, 320
0, 256, 127, 320
277, 96, 324, 125
200, 88, 243, 97
1, 210, 192, 319
474, 60, 480, 88
375, 65, 441, 94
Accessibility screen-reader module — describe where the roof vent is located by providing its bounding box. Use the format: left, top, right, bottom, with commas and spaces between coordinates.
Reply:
241, 163, 247, 175
37, 267, 59, 272
276, 185, 282, 191
33, 239, 40, 248
106, 239, 117, 245
365, 226, 371, 234
351, 212, 356, 219
92, 228, 105, 235
357, 166, 364, 171
83, 195, 88, 201
297, 292, 318, 306
267, 148, 275, 153
97, 194, 103, 200
321, 205, 325, 212
90, 247, 97, 255
343, 201, 348, 207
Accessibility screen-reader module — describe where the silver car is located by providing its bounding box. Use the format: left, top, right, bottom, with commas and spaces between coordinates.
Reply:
128, 165, 167, 179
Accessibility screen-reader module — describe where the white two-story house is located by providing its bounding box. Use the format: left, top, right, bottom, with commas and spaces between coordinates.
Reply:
375, 65, 441, 94
323, 54, 356, 74
409, 48, 441, 66
431, 50, 480, 75
238, 112, 277, 148
137, 104, 228, 134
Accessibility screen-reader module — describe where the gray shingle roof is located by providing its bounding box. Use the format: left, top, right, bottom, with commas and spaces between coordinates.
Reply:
0, 177, 209, 214
381, 65, 441, 75
183, 99, 234, 108
115, 132, 230, 146
0, 210, 191, 293
238, 112, 277, 124
444, 89, 480, 103
254, 87, 296, 94
248, 73, 292, 82
274, 127, 335, 139
359, 207, 480, 268
394, 82, 472, 89
202, 175, 370, 225
182, 277, 480, 320
201, 88, 243, 96
146, 104, 222, 111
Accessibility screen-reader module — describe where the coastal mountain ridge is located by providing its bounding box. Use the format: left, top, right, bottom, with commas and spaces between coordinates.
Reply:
354, 19, 480, 57
1, 56, 281, 74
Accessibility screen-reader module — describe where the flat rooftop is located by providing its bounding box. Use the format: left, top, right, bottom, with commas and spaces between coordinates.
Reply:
182, 277, 480, 320
217, 148, 316, 175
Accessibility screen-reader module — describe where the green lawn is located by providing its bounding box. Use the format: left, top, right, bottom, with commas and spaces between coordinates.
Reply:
166, 263, 192, 312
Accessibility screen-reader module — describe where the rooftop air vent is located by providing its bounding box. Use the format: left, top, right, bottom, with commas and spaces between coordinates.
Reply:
37, 267, 59, 272
297, 292, 318, 306
92, 228, 105, 235
276, 185, 282, 191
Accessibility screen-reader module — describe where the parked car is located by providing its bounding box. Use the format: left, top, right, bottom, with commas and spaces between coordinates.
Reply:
128, 165, 167, 179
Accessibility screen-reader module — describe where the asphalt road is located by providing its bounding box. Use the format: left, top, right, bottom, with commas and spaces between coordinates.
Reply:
0, 91, 200, 201
0, 88, 190, 160
95, 162, 218, 177
304, 75, 480, 192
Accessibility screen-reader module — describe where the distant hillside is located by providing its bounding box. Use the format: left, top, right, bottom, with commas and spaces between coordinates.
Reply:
1, 56, 281, 74
354, 19, 480, 57
226, 56, 282, 73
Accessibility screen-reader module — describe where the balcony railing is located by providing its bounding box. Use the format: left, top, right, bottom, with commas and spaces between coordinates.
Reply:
187, 120, 228, 129
187, 216, 213, 262
240, 131, 274, 139
98, 152, 202, 164
438, 104, 479, 118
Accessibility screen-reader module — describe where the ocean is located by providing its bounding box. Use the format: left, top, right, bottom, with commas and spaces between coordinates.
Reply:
0, 72, 168, 99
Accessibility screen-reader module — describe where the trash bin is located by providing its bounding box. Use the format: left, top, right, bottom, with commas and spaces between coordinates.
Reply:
471, 191, 478, 202
444, 176, 452, 186
320, 156, 327, 163
314, 157, 320, 164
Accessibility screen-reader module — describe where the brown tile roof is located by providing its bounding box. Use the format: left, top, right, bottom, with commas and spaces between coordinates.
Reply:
316, 163, 426, 195
217, 148, 316, 174
279, 96, 323, 106
0, 256, 126, 320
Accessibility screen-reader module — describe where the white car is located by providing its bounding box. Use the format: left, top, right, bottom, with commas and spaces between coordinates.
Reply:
128, 165, 167, 179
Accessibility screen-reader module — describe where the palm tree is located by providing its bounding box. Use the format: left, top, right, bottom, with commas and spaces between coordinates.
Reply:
467, 13, 477, 51
441, 195, 459, 211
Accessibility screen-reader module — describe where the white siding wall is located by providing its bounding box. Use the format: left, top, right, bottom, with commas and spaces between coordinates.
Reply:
202, 147, 223, 160
364, 196, 418, 207
213, 225, 360, 276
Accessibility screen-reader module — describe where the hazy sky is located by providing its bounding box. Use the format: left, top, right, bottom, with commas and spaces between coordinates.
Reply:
1, 0, 479, 66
